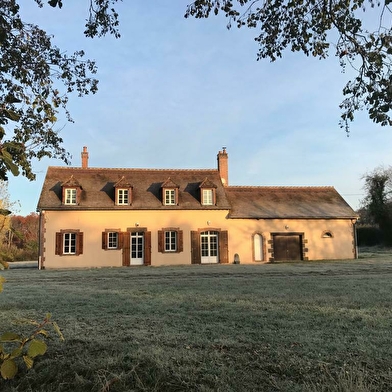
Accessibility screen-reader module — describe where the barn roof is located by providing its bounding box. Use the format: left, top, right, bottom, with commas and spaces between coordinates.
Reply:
225, 186, 357, 219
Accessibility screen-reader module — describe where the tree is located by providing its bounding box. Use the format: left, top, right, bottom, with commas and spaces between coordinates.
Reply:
185, 0, 392, 133
361, 166, 392, 245
0, 0, 121, 181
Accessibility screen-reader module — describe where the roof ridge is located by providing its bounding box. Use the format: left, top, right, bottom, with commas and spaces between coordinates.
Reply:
48, 167, 217, 172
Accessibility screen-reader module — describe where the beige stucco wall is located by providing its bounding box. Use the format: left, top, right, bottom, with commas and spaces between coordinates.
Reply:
40, 209, 356, 269
227, 218, 356, 263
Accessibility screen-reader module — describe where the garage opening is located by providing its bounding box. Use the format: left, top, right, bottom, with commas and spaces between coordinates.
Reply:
273, 234, 303, 261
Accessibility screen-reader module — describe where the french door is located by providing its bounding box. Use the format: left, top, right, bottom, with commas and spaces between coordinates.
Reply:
200, 231, 219, 264
131, 232, 144, 265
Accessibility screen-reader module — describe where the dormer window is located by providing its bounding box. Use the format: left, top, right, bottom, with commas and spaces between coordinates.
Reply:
165, 189, 176, 205
64, 188, 77, 205
117, 189, 129, 205
202, 189, 214, 205
161, 178, 179, 206
200, 178, 217, 206
61, 176, 81, 206
114, 177, 132, 206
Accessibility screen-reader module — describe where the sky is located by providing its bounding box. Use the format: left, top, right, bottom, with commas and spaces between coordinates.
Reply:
8, 1, 392, 215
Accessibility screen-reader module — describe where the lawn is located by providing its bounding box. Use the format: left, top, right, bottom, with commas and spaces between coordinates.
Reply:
1, 255, 392, 391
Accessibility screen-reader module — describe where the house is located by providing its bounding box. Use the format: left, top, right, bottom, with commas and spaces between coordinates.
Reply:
36, 147, 358, 269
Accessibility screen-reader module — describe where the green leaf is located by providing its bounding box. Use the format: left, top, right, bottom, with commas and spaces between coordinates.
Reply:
0, 332, 21, 342
0, 275, 5, 292
53, 322, 65, 341
10, 347, 22, 359
3, 109, 20, 122
0, 359, 18, 380
27, 339, 47, 358
23, 355, 34, 370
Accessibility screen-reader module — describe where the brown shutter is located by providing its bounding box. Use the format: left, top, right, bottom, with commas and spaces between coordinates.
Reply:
76, 232, 84, 255
191, 231, 200, 264
118, 232, 125, 249
61, 187, 65, 204
158, 230, 164, 253
122, 232, 130, 266
55, 232, 63, 255
219, 230, 229, 264
102, 232, 107, 250
213, 189, 217, 205
177, 230, 183, 253
144, 231, 151, 266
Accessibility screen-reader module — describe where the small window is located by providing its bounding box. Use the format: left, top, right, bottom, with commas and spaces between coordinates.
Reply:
55, 231, 83, 256
102, 230, 122, 250
64, 188, 77, 205
108, 232, 118, 249
117, 189, 129, 205
164, 189, 176, 205
202, 189, 214, 205
158, 229, 183, 253
322, 231, 333, 238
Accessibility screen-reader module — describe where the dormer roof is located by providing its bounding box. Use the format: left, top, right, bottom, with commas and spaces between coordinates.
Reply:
199, 178, 217, 189
161, 177, 179, 189
61, 175, 81, 188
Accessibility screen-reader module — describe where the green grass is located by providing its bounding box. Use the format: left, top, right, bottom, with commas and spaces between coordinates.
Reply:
1, 255, 392, 391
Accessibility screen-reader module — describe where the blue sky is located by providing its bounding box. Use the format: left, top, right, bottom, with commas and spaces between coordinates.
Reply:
9, 1, 392, 215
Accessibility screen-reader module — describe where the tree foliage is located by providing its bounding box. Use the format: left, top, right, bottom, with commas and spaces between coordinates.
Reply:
185, 0, 392, 133
0, 0, 122, 181
361, 166, 392, 245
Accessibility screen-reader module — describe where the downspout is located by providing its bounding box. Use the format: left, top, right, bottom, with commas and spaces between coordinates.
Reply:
37, 209, 45, 270
352, 218, 358, 259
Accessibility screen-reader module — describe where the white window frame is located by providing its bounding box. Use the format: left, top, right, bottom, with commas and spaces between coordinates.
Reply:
65, 188, 77, 205
202, 189, 214, 205
164, 189, 176, 205
107, 232, 118, 249
165, 231, 177, 252
117, 189, 129, 205
63, 232, 76, 254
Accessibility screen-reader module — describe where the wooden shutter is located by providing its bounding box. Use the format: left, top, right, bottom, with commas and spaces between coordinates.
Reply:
158, 230, 164, 253
55, 232, 63, 255
219, 230, 229, 264
144, 231, 151, 266
76, 232, 84, 255
102, 232, 108, 250
122, 231, 130, 266
118, 232, 125, 249
177, 230, 183, 253
191, 231, 200, 264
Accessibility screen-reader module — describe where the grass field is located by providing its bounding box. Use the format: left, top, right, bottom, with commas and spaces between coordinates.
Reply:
1, 253, 392, 391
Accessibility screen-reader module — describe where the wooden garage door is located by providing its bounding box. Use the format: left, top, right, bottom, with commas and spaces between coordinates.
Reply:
273, 234, 302, 261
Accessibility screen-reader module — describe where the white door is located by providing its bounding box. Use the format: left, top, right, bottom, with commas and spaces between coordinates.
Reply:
201, 231, 219, 264
131, 232, 144, 265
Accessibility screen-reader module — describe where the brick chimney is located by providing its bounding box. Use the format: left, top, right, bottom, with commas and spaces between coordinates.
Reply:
217, 147, 228, 186
81, 146, 89, 169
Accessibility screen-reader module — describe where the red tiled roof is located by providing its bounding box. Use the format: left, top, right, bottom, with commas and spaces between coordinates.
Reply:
225, 186, 357, 219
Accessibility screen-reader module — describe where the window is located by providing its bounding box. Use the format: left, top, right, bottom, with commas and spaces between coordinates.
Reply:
64, 188, 77, 205
158, 228, 183, 253
108, 232, 118, 249
64, 233, 76, 254
322, 231, 333, 238
202, 189, 214, 205
165, 231, 177, 252
102, 230, 121, 250
164, 189, 176, 205
55, 231, 83, 256
117, 189, 129, 205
